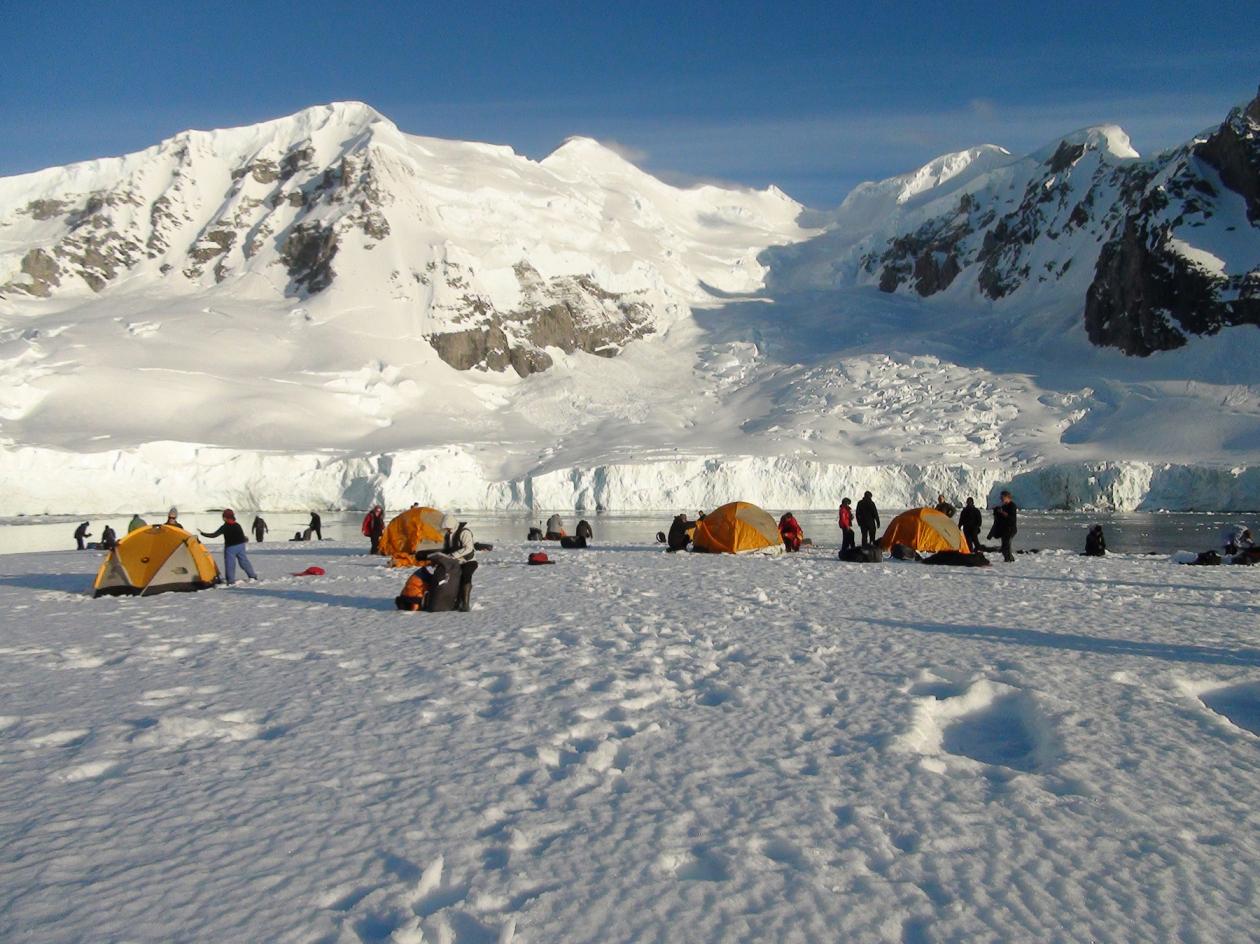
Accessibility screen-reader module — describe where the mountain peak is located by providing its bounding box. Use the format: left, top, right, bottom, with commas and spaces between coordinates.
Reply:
1033, 125, 1139, 167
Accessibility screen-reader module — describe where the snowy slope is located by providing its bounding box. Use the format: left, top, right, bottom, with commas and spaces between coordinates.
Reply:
0, 95, 1258, 515
3, 541, 1260, 941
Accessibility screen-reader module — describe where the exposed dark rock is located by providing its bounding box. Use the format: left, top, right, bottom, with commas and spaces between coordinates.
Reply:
425, 263, 656, 375
0, 249, 62, 297
1193, 87, 1260, 223
1085, 217, 1260, 355
428, 322, 554, 376
280, 146, 316, 182
231, 158, 280, 185
280, 221, 338, 295
188, 229, 236, 264
1047, 141, 1086, 174
911, 251, 961, 296
23, 199, 68, 221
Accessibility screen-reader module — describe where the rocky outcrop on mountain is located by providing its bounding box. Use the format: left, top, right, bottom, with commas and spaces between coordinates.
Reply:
854, 87, 1260, 355
426, 262, 655, 376
1083, 90, 1260, 355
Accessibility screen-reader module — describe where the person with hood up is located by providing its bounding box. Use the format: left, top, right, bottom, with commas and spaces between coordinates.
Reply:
100, 525, 117, 551
990, 491, 1018, 562
74, 521, 92, 550
1084, 524, 1107, 557
165, 507, 184, 530
308, 511, 323, 541
667, 513, 692, 552
779, 512, 804, 552
441, 514, 477, 612
856, 492, 880, 547
958, 497, 982, 551
362, 505, 386, 554
251, 515, 269, 543
545, 513, 565, 540
837, 498, 855, 553
128, 514, 147, 533
576, 519, 593, 541
200, 509, 258, 585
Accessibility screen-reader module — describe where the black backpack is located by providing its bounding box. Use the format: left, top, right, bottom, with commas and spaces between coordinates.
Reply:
839, 545, 883, 563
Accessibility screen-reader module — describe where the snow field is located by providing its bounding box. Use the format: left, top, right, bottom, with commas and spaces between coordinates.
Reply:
1, 542, 1258, 942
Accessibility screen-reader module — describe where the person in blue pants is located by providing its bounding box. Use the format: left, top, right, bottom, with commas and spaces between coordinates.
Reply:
199, 509, 258, 584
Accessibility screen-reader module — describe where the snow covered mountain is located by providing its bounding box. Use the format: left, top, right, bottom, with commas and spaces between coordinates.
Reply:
808, 89, 1260, 357
1, 93, 1258, 515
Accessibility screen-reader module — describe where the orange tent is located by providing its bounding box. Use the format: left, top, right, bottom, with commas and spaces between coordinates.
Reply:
93, 524, 219, 596
878, 507, 971, 554
692, 502, 784, 555
378, 506, 446, 566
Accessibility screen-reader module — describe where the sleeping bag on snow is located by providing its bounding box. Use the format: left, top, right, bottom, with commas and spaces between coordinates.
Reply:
923, 551, 990, 567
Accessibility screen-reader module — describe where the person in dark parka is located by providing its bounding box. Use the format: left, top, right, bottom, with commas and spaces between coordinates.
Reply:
990, 491, 1018, 562
308, 511, 323, 541
74, 521, 91, 550
856, 492, 880, 547
958, 497, 983, 552
667, 514, 692, 552
200, 509, 258, 584
576, 519, 593, 541
252, 515, 269, 544
100, 525, 117, 551
1084, 525, 1106, 557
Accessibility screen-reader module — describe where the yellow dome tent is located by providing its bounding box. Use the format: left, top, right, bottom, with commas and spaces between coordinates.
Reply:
93, 524, 220, 597
692, 502, 784, 555
378, 506, 446, 567
878, 507, 971, 554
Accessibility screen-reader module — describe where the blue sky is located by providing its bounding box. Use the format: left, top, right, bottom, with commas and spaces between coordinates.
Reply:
6, 1, 1257, 206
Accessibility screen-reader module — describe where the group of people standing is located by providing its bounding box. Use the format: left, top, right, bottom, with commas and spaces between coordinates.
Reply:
837, 489, 1019, 561
836, 491, 883, 551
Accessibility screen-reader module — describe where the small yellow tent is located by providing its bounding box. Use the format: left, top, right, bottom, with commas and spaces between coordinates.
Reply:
93, 525, 219, 597
378, 506, 446, 567
879, 508, 971, 554
692, 502, 784, 555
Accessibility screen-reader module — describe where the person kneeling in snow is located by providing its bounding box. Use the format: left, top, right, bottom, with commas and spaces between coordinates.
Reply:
395, 553, 466, 612
779, 512, 804, 552
667, 513, 692, 552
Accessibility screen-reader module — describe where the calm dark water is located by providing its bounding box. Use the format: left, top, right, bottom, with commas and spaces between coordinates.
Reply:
1, 509, 1250, 556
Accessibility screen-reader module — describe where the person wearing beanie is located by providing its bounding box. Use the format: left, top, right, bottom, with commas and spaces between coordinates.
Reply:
837, 497, 855, 553
200, 509, 258, 585
441, 514, 477, 612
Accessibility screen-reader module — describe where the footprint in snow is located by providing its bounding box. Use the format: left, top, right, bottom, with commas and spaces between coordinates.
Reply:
897, 679, 1059, 774
1192, 680, 1260, 737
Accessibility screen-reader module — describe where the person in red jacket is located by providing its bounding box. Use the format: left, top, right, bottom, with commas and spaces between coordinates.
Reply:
779, 512, 805, 552
362, 505, 386, 554
837, 497, 855, 552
